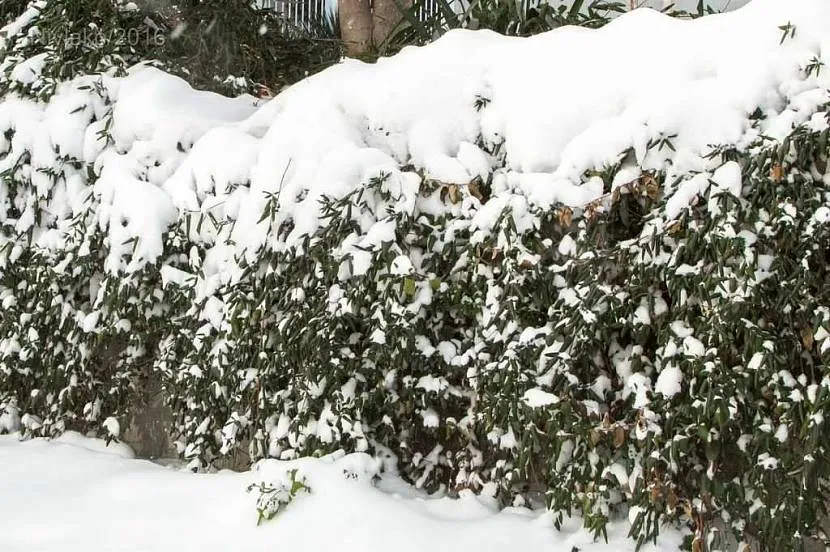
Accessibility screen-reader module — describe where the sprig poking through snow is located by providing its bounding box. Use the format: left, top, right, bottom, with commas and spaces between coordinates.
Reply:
247, 469, 311, 526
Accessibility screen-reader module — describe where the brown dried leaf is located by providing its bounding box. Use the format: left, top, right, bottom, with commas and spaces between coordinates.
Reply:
802, 327, 814, 351
667, 220, 682, 235
585, 205, 597, 223
642, 173, 660, 200
602, 413, 612, 429
447, 184, 462, 204
558, 207, 573, 227
770, 163, 784, 182
255, 84, 273, 99
650, 485, 663, 502
667, 488, 678, 510
468, 178, 485, 202
519, 258, 536, 270
613, 426, 626, 449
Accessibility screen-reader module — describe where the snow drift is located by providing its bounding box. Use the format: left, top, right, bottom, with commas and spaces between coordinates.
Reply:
0, 433, 685, 552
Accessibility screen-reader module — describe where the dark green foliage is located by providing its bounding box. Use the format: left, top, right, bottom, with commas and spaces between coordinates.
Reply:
380, 0, 628, 53
0, 0, 156, 99
0, 0, 343, 99
156, 0, 342, 95
379, 0, 722, 57
0, 0, 31, 23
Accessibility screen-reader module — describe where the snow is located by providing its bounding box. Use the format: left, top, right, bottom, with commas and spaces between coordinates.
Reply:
522, 387, 560, 407
3, 0, 825, 283
0, 64, 260, 273
0, 399, 20, 434
655, 365, 683, 398
102, 416, 121, 438
756, 453, 778, 470
0, 3, 43, 48
747, 351, 765, 370
0, 434, 685, 552
682, 336, 706, 357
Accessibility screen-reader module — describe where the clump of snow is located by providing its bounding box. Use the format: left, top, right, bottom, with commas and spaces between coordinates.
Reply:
0, 398, 20, 434
522, 388, 560, 407
54, 430, 135, 459
20, 413, 42, 432
655, 365, 683, 398
0, 435, 684, 551
102, 416, 121, 438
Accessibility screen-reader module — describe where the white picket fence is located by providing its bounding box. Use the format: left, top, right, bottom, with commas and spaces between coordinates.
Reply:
256, 0, 443, 33
257, 0, 330, 30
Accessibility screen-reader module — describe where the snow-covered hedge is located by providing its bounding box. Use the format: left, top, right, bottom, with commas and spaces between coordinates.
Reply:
2, 0, 830, 549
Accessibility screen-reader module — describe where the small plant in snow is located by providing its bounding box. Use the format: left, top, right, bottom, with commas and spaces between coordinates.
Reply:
247, 469, 312, 526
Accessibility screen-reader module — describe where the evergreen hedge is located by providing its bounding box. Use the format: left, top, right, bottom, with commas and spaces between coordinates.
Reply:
154, 111, 830, 551
1, 1, 830, 551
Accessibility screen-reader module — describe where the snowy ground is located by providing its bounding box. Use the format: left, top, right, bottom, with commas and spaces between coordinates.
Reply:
0, 433, 685, 552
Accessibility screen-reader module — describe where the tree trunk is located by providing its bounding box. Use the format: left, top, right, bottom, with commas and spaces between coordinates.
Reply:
372, 0, 411, 49
339, 0, 373, 56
